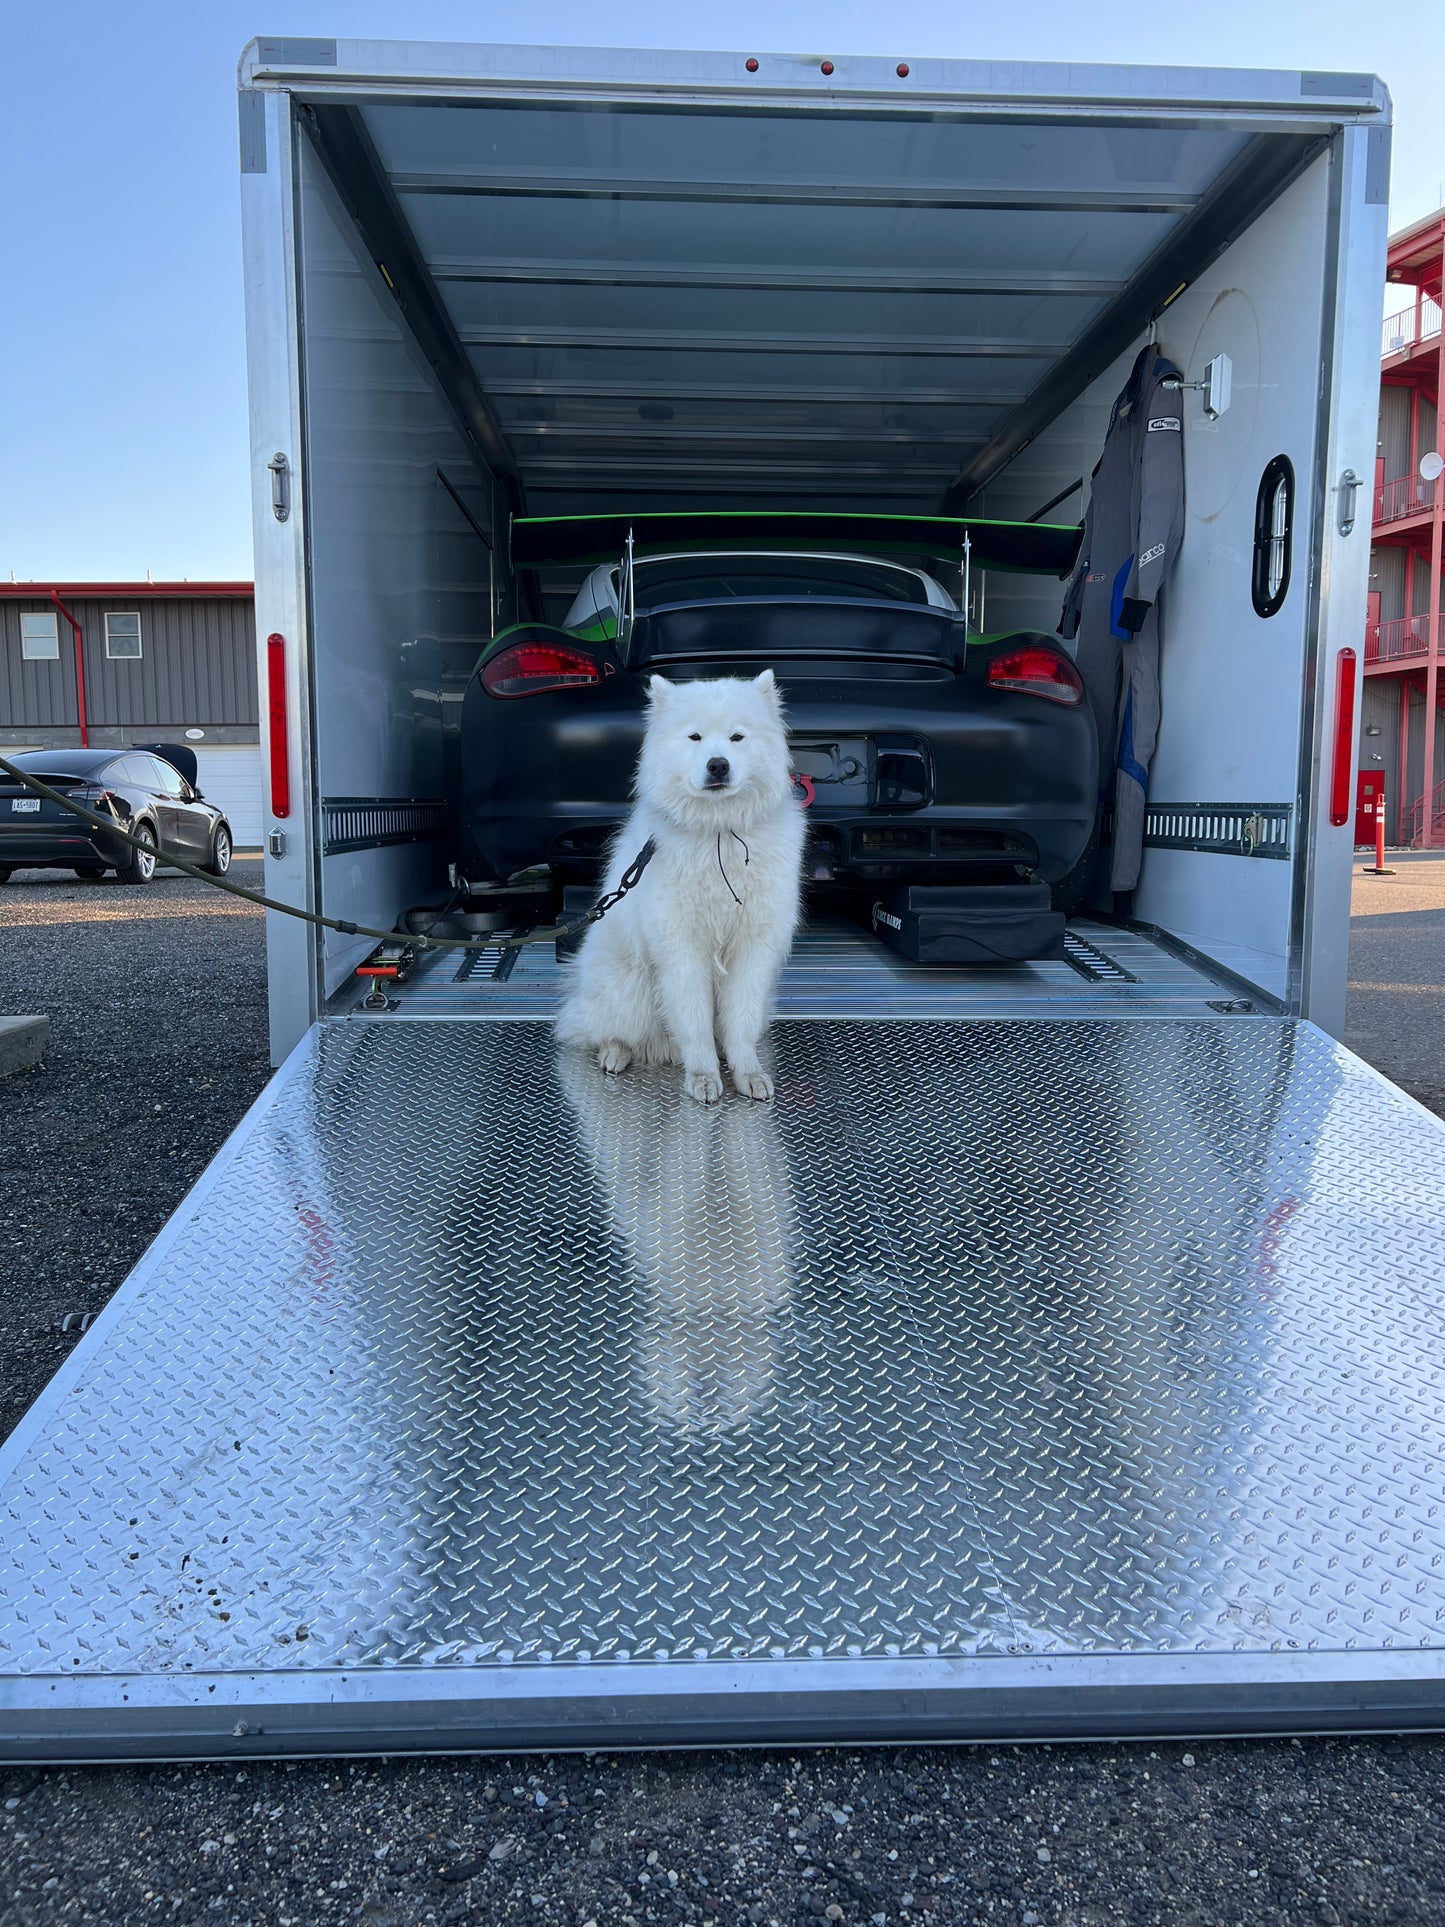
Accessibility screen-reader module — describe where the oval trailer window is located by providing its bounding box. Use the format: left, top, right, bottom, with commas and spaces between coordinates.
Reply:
1252, 455, 1294, 618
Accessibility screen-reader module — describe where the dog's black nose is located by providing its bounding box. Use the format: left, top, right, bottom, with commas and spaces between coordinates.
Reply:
706, 756, 731, 782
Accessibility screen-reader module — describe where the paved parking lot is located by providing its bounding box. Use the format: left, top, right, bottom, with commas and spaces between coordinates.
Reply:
1342, 853, 1445, 1117
3, 858, 1445, 1926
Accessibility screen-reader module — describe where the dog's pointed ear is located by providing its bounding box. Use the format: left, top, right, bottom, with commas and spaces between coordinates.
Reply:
753, 668, 779, 702
647, 674, 674, 704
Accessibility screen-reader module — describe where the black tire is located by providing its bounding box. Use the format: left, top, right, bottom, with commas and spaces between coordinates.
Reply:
1050, 813, 1103, 918
115, 821, 158, 886
0, 866, 11, 884
71, 863, 106, 879
203, 821, 233, 877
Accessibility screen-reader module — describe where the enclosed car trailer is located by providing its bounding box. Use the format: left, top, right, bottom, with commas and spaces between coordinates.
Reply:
7, 40, 1445, 1762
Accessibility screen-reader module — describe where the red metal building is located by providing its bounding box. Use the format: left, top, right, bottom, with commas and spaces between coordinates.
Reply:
1365, 206, 1445, 844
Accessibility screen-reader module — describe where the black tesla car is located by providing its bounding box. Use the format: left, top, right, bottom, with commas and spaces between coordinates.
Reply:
0, 745, 233, 885
459, 511, 1098, 909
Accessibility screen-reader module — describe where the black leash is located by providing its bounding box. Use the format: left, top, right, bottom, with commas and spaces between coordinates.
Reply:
0, 751, 655, 955
715, 828, 750, 906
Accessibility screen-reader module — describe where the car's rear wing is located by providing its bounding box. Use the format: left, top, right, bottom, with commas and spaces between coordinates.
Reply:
509, 512, 1082, 576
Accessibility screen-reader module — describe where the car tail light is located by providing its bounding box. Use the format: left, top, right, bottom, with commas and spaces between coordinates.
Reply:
481, 641, 605, 698
985, 644, 1085, 705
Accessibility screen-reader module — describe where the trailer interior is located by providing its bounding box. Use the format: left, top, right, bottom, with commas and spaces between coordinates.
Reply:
9, 44, 1445, 1762
275, 58, 1381, 1025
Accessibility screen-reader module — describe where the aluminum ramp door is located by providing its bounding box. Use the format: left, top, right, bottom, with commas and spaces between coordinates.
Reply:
4, 1016, 1445, 1759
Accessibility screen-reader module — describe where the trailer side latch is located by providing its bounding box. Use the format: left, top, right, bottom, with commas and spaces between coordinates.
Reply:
268, 451, 291, 522
1337, 468, 1362, 536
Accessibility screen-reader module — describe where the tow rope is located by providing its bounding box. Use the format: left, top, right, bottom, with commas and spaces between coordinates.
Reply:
0, 751, 655, 956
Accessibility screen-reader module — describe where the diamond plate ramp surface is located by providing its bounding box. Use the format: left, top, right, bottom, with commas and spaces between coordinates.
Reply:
4, 1017, 1445, 1756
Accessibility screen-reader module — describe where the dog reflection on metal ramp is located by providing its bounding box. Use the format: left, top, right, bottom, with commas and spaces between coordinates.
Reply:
557, 1045, 799, 1438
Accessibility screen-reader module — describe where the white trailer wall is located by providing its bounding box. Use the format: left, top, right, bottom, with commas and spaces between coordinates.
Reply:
980, 148, 1373, 1018
296, 140, 499, 998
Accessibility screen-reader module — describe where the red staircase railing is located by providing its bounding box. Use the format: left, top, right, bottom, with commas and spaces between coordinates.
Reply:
1408, 779, 1445, 847
1375, 474, 1438, 524
1382, 294, 1444, 357
1365, 613, 1439, 665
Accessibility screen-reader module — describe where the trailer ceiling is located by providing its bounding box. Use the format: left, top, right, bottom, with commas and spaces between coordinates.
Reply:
293, 73, 1360, 519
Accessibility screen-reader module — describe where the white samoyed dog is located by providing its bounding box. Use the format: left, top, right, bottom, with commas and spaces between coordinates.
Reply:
556, 670, 805, 1103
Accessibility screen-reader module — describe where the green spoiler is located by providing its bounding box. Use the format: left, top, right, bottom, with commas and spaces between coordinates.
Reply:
509, 511, 1081, 577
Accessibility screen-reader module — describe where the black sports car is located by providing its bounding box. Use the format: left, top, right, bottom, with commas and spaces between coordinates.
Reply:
0, 745, 233, 885
459, 512, 1097, 909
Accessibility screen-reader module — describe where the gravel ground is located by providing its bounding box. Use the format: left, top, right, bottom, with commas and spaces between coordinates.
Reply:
0, 864, 270, 1442
4, 858, 1445, 1926
3, 1738, 1445, 1927
1343, 851, 1445, 1116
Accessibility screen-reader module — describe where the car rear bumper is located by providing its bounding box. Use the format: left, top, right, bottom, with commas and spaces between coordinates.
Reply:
459, 640, 1099, 885
0, 824, 128, 868
465, 801, 1091, 886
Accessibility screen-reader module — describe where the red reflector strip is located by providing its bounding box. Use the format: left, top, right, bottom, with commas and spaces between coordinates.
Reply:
267, 632, 290, 820
1329, 646, 1357, 827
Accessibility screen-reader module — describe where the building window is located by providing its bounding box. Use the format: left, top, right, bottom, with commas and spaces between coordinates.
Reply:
105, 611, 142, 659
20, 611, 60, 660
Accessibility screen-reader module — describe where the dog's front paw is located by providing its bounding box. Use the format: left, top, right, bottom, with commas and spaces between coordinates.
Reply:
732, 1067, 774, 1102
683, 1067, 725, 1105
597, 1041, 633, 1075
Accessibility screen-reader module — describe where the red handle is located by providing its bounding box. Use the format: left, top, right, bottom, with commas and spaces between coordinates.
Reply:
267, 632, 290, 820
1328, 647, 1356, 828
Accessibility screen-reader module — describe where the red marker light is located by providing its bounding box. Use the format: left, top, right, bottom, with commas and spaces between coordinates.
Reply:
266, 632, 290, 819
820, 59, 834, 75
745, 56, 759, 71
896, 62, 910, 77
1329, 647, 1358, 827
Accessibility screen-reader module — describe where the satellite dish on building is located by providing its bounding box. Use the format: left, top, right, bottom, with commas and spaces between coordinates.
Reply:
1421, 451, 1445, 482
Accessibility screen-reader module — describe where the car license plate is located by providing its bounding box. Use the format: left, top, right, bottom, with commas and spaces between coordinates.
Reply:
10, 798, 40, 813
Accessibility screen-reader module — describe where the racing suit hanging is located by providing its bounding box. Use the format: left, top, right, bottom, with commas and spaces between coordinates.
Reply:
1059, 343, 1185, 896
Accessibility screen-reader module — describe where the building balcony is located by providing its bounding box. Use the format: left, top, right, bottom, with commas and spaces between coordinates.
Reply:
1374, 474, 1438, 526
1383, 293, 1443, 358
1364, 612, 1442, 669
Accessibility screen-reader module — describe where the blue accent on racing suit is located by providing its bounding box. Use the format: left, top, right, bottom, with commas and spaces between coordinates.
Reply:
1109, 557, 1134, 642
1117, 684, 1149, 792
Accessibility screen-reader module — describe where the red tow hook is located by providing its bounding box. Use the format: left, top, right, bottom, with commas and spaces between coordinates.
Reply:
791, 772, 816, 806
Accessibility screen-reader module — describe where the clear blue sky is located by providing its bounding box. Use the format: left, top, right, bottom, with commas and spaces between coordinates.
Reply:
2, 0, 1440, 582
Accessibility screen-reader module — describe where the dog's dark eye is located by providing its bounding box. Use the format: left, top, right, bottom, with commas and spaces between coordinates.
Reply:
688, 732, 702, 742
730, 733, 745, 742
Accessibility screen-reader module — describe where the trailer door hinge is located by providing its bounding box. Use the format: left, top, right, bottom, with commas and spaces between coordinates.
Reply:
268, 451, 291, 522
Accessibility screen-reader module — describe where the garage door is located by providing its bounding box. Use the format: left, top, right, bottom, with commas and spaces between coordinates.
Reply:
192, 746, 262, 850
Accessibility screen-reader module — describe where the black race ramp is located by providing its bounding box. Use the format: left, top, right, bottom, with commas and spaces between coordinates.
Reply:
4, 1016, 1445, 1759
